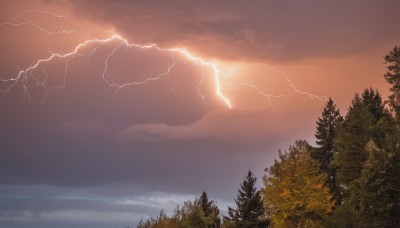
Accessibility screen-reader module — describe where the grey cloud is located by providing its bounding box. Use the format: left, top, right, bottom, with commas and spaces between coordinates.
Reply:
118, 109, 305, 142
62, 0, 400, 62
0, 210, 34, 223
0, 184, 230, 227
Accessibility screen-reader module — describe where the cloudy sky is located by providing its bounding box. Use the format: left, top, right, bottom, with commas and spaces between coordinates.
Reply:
0, 0, 399, 227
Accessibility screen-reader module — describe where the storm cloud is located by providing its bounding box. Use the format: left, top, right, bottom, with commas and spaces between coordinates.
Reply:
0, 0, 399, 227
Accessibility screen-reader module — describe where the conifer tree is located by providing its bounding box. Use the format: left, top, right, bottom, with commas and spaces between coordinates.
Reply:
384, 45, 400, 121
359, 141, 400, 227
138, 192, 220, 228
332, 89, 388, 189
331, 94, 373, 187
330, 89, 393, 226
224, 170, 268, 227
313, 98, 343, 204
194, 191, 221, 227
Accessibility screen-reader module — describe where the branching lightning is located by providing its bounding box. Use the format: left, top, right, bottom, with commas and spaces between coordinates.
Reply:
226, 81, 290, 106
0, 10, 326, 108
270, 66, 327, 101
0, 9, 90, 37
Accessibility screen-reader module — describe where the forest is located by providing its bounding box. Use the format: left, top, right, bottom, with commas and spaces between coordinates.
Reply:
137, 45, 400, 228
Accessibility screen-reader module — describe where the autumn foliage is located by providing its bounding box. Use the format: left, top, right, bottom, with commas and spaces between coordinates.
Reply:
263, 140, 333, 227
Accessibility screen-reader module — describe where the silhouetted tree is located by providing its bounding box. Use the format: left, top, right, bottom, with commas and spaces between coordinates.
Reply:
312, 97, 343, 205
193, 191, 221, 227
384, 45, 400, 121
224, 170, 268, 227
332, 89, 388, 188
330, 89, 393, 226
358, 140, 400, 227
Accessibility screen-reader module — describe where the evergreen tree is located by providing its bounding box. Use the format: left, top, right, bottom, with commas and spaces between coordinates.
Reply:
312, 97, 343, 205
332, 89, 388, 188
330, 89, 392, 226
359, 140, 400, 227
384, 45, 400, 121
263, 140, 333, 227
193, 191, 221, 227
224, 170, 268, 228
332, 93, 374, 188
138, 192, 220, 228
361, 88, 387, 121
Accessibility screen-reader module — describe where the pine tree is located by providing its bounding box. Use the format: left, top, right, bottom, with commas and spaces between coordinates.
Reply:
312, 98, 343, 205
263, 140, 333, 227
330, 89, 392, 226
332, 94, 374, 188
359, 140, 400, 227
314, 98, 343, 165
332, 89, 388, 188
194, 191, 221, 227
384, 45, 400, 121
361, 88, 387, 121
138, 192, 220, 228
224, 170, 268, 228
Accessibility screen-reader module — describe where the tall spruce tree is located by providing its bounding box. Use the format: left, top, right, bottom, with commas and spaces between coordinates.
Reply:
332, 89, 387, 189
359, 140, 400, 227
384, 45, 400, 121
313, 98, 343, 205
314, 98, 343, 166
224, 170, 268, 228
194, 191, 221, 227
331, 89, 391, 226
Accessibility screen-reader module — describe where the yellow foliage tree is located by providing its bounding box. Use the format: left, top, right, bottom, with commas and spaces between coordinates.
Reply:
263, 140, 334, 227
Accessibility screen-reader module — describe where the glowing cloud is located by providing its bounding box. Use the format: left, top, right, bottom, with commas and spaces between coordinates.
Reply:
0, 10, 327, 109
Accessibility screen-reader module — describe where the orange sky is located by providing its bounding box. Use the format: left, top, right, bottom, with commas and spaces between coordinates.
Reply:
0, 1, 399, 227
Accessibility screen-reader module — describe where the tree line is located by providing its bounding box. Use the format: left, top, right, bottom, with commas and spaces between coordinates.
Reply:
137, 45, 400, 227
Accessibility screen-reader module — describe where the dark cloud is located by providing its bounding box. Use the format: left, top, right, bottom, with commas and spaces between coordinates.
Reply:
62, 0, 400, 62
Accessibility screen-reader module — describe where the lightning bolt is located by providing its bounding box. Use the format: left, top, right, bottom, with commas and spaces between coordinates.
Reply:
10, 9, 69, 21
0, 9, 90, 37
226, 81, 289, 106
0, 10, 326, 109
270, 66, 328, 101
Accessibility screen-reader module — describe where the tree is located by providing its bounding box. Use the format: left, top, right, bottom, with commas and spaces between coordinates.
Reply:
331, 94, 374, 188
312, 97, 343, 205
330, 89, 394, 226
358, 140, 400, 227
314, 98, 343, 166
332, 89, 388, 187
190, 191, 221, 227
384, 45, 400, 121
224, 170, 268, 227
137, 192, 221, 228
137, 210, 179, 228
263, 140, 333, 227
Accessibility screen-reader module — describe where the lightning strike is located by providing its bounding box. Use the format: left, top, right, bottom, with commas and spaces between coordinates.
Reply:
10, 9, 68, 22
227, 81, 289, 106
0, 28, 232, 107
271, 66, 328, 101
0, 10, 90, 37
0, 10, 326, 109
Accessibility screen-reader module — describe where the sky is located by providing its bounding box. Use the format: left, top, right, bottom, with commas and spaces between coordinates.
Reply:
0, 0, 399, 227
